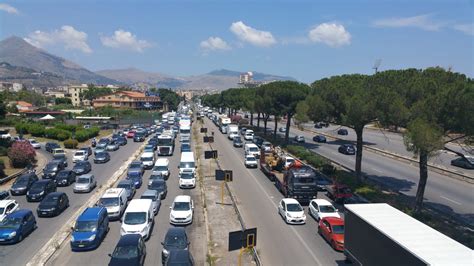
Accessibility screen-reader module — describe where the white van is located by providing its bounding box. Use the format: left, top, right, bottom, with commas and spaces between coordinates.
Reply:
98, 188, 127, 220
152, 158, 170, 179
244, 130, 254, 141
244, 143, 260, 158
121, 199, 154, 240
140, 152, 155, 169
227, 124, 239, 140
179, 152, 196, 175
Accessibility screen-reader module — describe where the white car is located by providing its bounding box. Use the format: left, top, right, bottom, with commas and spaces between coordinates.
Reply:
244, 130, 254, 141
308, 199, 340, 221
244, 155, 258, 168
72, 150, 88, 163
284, 156, 295, 168
0, 200, 19, 222
278, 198, 306, 224
179, 170, 196, 189
169, 195, 194, 225
28, 139, 41, 149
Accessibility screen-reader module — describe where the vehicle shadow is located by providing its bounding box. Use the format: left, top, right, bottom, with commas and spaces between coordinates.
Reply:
364, 172, 416, 193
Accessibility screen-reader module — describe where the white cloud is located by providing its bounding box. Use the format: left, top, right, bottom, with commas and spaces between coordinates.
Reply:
230, 21, 276, 47
24, 25, 92, 53
453, 24, 474, 36
308, 23, 351, 47
100, 29, 152, 52
0, 3, 18, 14
373, 14, 443, 31
200, 37, 231, 51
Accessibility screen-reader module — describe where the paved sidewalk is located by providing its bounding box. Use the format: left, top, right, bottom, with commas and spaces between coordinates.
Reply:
0, 148, 48, 190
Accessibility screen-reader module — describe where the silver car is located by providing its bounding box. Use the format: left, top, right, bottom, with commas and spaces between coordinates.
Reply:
140, 189, 161, 215
73, 174, 97, 193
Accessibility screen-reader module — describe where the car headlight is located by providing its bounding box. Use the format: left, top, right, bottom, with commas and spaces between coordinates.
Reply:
141, 227, 147, 233
88, 235, 96, 241
71, 235, 75, 242
39, 191, 44, 195
186, 213, 192, 219
9, 231, 17, 238
162, 248, 169, 256
286, 213, 292, 218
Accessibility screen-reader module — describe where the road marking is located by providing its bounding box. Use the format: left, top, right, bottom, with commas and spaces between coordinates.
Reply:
371, 168, 383, 174
440, 196, 462, 205
219, 128, 324, 266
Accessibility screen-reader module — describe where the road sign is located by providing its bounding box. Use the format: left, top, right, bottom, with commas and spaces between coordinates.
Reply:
204, 150, 218, 159
200, 127, 208, 133
228, 228, 258, 251
215, 170, 233, 181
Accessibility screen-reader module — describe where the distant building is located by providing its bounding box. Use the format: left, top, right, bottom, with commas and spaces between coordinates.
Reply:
67, 84, 88, 107
92, 91, 161, 109
0, 82, 23, 92
239, 72, 253, 83
45, 90, 66, 98
15, 101, 36, 112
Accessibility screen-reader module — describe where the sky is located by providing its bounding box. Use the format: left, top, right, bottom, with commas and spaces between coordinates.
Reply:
0, 0, 473, 82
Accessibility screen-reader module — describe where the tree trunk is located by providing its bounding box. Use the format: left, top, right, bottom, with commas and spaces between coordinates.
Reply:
257, 113, 261, 130
355, 126, 365, 182
285, 114, 291, 143
414, 150, 429, 214
264, 116, 268, 136
250, 113, 254, 126
273, 117, 278, 140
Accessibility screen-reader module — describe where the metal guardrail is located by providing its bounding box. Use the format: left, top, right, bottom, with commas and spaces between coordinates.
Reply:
0, 168, 27, 185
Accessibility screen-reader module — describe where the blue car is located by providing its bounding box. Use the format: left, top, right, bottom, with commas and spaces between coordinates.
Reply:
181, 143, 191, 152
126, 171, 143, 189
0, 209, 37, 244
70, 207, 109, 251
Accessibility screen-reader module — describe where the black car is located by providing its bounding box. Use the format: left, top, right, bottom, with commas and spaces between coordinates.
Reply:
134, 132, 146, 142
337, 128, 349, 135
233, 136, 243, 148
313, 135, 327, 143
148, 180, 167, 199
10, 172, 39, 195
109, 234, 146, 266
73, 160, 92, 175
80, 147, 93, 156
95, 151, 111, 164
42, 162, 62, 179
165, 250, 194, 266
37, 192, 69, 217
116, 136, 128, 146
252, 136, 264, 148
45, 142, 61, 153
26, 179, 56, 202
315, 122, 329, 128
52, 154, 68, 168
338, 144, 356, 155
0, 190, 10, 200
450, 156, 474, 169
55, 170, 76, 186
161, 228, 189, 263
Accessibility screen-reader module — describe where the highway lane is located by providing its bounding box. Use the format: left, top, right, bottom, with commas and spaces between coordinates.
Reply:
259, 121, 474, 219
299, 122, 473, 176
203, 118, 347, 266
47, 136, 206, 265
0, 141, 142, 266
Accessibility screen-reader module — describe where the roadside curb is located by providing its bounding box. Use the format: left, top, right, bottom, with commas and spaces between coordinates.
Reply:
27, 141, 147, 266
302, 127, 474, 183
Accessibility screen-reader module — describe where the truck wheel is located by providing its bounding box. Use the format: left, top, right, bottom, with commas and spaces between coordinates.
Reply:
331, 240, 337, 250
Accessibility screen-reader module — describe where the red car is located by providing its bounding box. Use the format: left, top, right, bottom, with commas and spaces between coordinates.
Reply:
126, 131, 135, 138
318, 217, 345, 251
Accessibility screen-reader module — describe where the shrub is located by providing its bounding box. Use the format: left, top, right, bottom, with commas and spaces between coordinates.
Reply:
44, 128, 71, 140
0, 146, 7, 156
27, 124, 46, 137
0, 159, 4, 178
15, 123, 30, 134
56, 132, 70, 141
64, 139, 79, 149
7, 141, 36, 168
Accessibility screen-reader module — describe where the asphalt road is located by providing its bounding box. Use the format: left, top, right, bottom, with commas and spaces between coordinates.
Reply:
300, 122, 473, 176
258, 120, 474, 222
203, 118, 348, 266
0, 140, 143, 266
47, 137, 206, 266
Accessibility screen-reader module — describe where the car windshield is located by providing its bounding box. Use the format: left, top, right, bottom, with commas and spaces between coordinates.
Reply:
332, 225, 344, 234
41, 195, 59, 206
180, 173, 194, 180
112, 245, 138, 259
0, 217, 22, 229
75, 151, 85, 156
249, 147, 258, 152
141, 195, 156, 201
165, 234, 187, 248
153, 166, 168, 171
128, 172, 141, 178
75, 161, 88, 167
57, 171, 69, 178
46, 163, 58, 170
14, 178, 29, 186
173, 202, 190, 211
97, 153, 107, 158
287, 203, 303, 212
74, 221, 96, 232
30, 182, 45, 191
77, 177, 90, 184
150, 174, 164, 181
246, 157, 256, 162
118, 183, 131, 190
141, 156, 153, 162
179, 162, 195, 168
150, 181, 165, 190
130, 163, 142, 169
124, 212, 146, 225
286, 159, 295, 164
53, 154, 65, 159
320, 205, 336, 213
234, 137, 241, 142
99, 197, 119, 206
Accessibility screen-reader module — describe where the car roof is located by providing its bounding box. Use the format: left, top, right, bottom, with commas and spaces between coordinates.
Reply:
127, 199, 152, 211
78, 174, 93, 179
8, 209, 31, 218
35, 179, 52, 185
118, 180, 133, 185
323, 217, 344, 225
282, 198, 300, 205
78, 207, 105, 221
312, 199, 333, 206
142, 190, 158, 197
103, 188, 125, 198
117, 234, 141, 246
141, 152, 154, 157
0, 199, 17, 207
174, 195, 191, 202
44, 191, 65, 198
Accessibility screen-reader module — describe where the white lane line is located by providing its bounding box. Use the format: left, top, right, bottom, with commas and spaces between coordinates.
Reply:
440, 196, 462, 205
371, 168, 383, 174
222, 135, 324, 266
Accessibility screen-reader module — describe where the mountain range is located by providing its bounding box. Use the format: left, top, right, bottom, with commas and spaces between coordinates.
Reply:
0, 36, 296, 90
